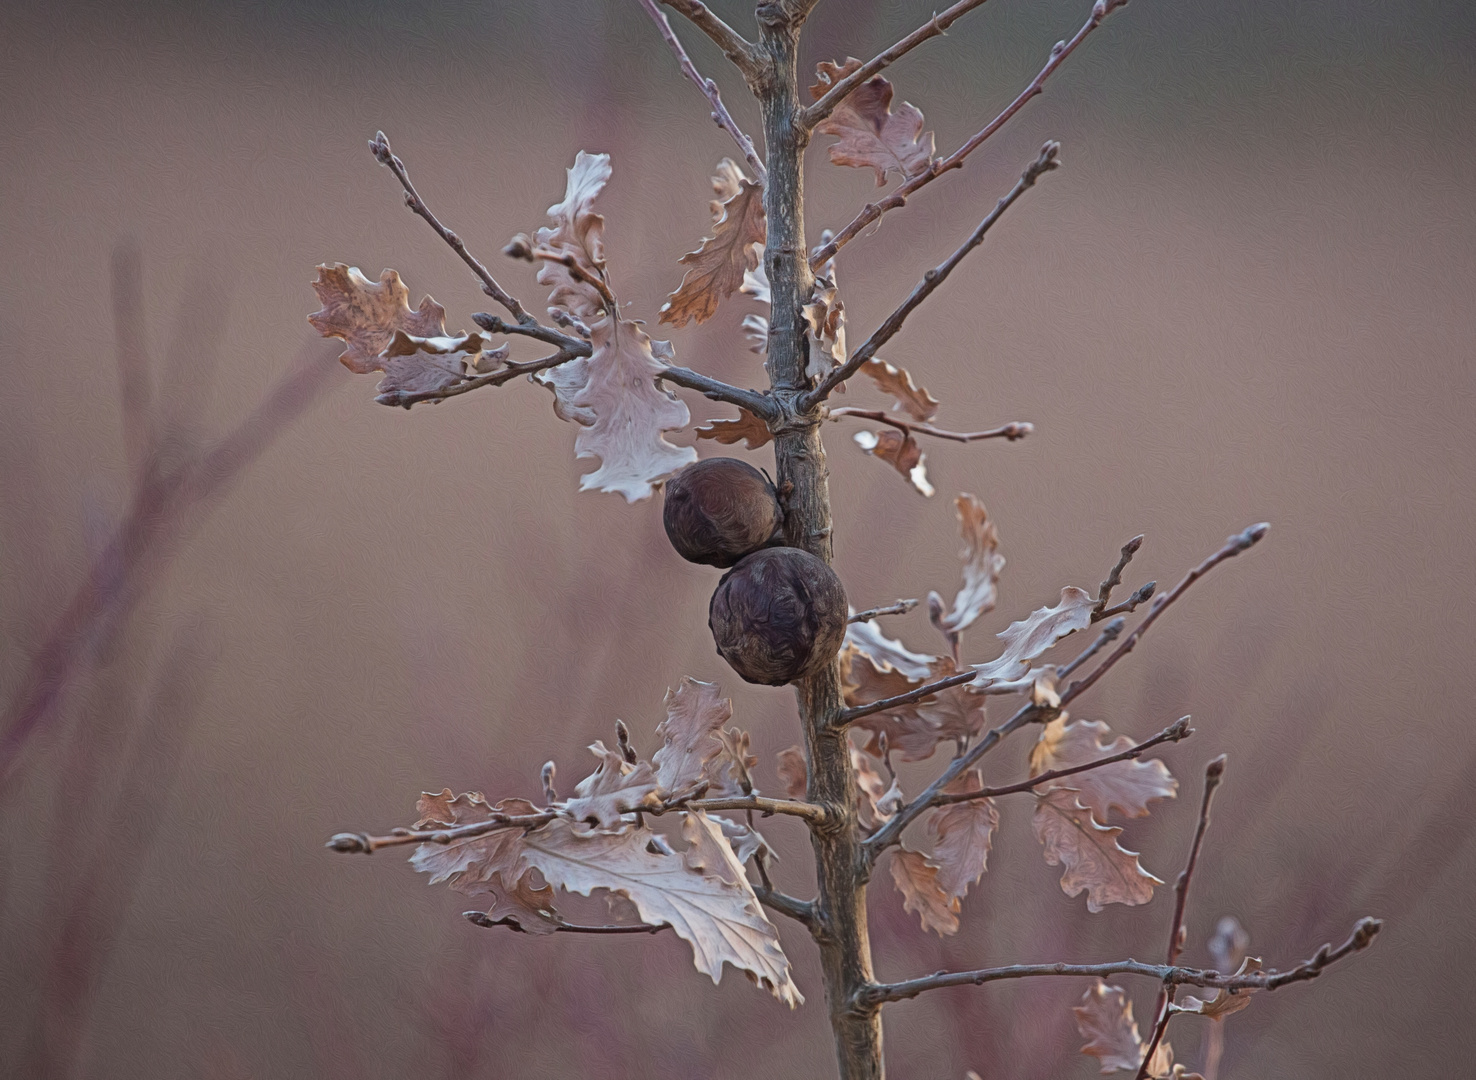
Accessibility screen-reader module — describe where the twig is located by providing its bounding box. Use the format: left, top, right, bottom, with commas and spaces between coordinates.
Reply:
849, 598, 920, 623
638, 0, 766, 182
803, 143, 1059, 407
1093, 535, 1143, 618
527, 245, 619, 314
1056, 617, 1124, 680
754, 885, 820, 930
930, 717, 1192, 805
374, 350, 580, 410
672, 793, 829, 825
839, 669, 979, 725
801, 0, 994, 129
1135, 756, 1227, 1080
829, 408, 1033, 444
854, 917, 1382, 1007
810, 0, 1131, 270
472, 312, 592, 353
368, 131, 531, 324
464, 911, 668, 935
659, 0, 763, 81
659, 365, 777, 417
1098, 581, 1156, 620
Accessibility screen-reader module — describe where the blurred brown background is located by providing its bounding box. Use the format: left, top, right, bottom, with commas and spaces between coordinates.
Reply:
2, 0, 1473, 1076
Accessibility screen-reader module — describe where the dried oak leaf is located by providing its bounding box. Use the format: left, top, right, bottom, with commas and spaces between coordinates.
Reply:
713, 726, 757, 795
652, 677, 734, 795
802, 275, 847, 376
308, 264, 448, 374
972, 586, 1095, 687
520, 813, 803, 1005
888, 847, 959, 936
845, 619, 937, 680
915, 657, 988, 747
1030, 716, 1178, 820
562, 740, 662, 830
925, 768, 998, 904
1074, 980, 1159, 1074
929, 494, 1005, 637
1178, 957, 1262, 1020
855, 428, 934, 496
376, 333, 504, 404
742, 312, 770, 354
851, 744, 902, 829
694, 407, 772, 450
861, 357, 940, 421
812, 60, 936, 185
775, 745, 808, 800
712, 814, 773, 866
1033, 788, 1161, 912
661, 160, 766, 328
535, 150, 611, 319
842, 646, 940, 763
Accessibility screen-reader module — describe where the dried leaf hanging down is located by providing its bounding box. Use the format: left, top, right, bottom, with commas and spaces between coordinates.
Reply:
562, 741, 662, 830
712, 726, 758, 796
925, 768, 998, 904
888, 847, 959, 936
535, 150, 612, 319
1074, 980, 1174, 1075
652, 677, 734, 795
712, 814, 774, 867
376, 332, 507, 404
309, 264, 449, 374
520, 814, 803, 1006
1033, 789, 1161, 912
914, 658, 989, 747
776, 746, 808, 800
694, 408, 773, 450
742, 313, 770, 354
855, 429, 934, 497
811, 59, 936, 186
861, 357, 940, 421
851, 744, 902, 829
803, 275, 847, 377
1178, 958, 1263, 1020
660, 160, 767, 328
972, 586, 1095, 687
1031, 716, 1178, 820
845, 619, 937, 680
742, 261, 771, 304
929, 494, 1005, 638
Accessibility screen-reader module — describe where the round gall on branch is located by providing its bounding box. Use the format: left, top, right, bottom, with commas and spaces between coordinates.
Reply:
663, 457, 784, 568
709, 547, 848, 686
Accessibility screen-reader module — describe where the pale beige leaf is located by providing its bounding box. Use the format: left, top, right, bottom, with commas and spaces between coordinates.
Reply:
929, 494, 1005, 637
712, 814, 774, 866
802, 276, 847, 375
888, 847, 959, 936
915, 658, 989, 746
708, 725, 757, 797
850, 744, 899, 829
814, 64, 936, 186
535, 150, 611, 318
1178, 957, 1262, 1020
741, 261, 771, 304
533, 354, 596, 425
1034, 789, 1161, 912
708, 157, 745, 217
562, 741, 661, 830
1073, 980, 1147, 1073
855, 429, 934, 496
842, 646, 942, 763
1031, 717, 1178, 819
375, 331, 501, 402
652, 677, 733, 794
861, 357, 939, 421
520, 814, 803, 1005
695, 408, 772, 450
741, 312, 770, 354
972, 586, 1095, 687
474, 869, 565, 935
408, 796, 534, 891
775, 746, 807, 800
925, 768, 998, 903
844, 620, 937, 680
308, 264, 447, 374
661, 166, 766, 328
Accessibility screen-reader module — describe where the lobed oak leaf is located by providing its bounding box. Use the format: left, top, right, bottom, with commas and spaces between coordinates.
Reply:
533, 354, 596, 425
660, 161, 767, 328
1178, 957, 1262, 1020
694, 407, 772, 450
802, 276, 847, 376
813, 63, 936, 186
308, 264, 447, 374
520, 813, 802, 1005
712, 814, 774, 867
1030, 717, 1178, 819
562, 740, 662, 830
929, 494, 1005, 637
844, 620, 938, 681
535, 150, 611, 318
925, 768, 999, 903
888, 847, 959, 936
842, 646, 942, 763
851, 744, 902, 829
861, 357, 940, 422
915, 657, 989, 746
775, 745, 808, 800
972, 586, 1095, 687
809, 57, 865, 100
469, 869, 566, 935
1033, 789, 1161, 912
741, 312, 770, 354
855, 429, 934, 496
708, 157, 746, 216
653, 677, 734, 795
1074, 980, 1148, 1072
711, 725, 758, 796
741, 260, 771, 304
409, 796, 540, 897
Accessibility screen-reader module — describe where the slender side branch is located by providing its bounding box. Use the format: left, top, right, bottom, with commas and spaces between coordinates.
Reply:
660, 366, 776, 417
839, 669, 978, 725
801, 0, 994, 129
855, 917, 1382, 1007
1093, 535, 1143, 618
638, 0, 766, 182
659, 0, 764, 81
803, 142, 1059, 408
472, 313, 592, 354
375, 350, 580, 409
368, 132, 531, 324
465, 911, 669, 934
829, 408, 1033, 445
931, 717, 1192, 805
1056, 616, 1124, 680
754, 885, 820, 930
675, 793, 829, 825
849, 598, 919, 623
810, 0, 1131, 270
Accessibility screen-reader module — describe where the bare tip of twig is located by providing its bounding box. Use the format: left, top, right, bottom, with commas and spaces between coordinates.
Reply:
1205, 753, 1228, 780
368, 131, 392, 164
1168, 716, 1193, 740
1234, 522, 1271, 550
1124, 535, 1145, 555
1025, 143, 1061, 184
326, 832, 370, 854
1352, 917, 1383, 949
1005, 422, 1034, 440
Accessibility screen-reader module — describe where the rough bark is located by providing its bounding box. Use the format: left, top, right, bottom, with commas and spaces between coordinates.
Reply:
755, 5, 884, 1076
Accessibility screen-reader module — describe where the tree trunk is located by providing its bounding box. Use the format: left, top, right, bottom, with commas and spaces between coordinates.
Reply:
756, 7, 884, 1077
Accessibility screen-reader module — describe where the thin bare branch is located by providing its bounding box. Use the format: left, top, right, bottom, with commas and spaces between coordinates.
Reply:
801, 0, 994, 129
638, 0, 766, 182
839, 669, 979, 726
464, 911, 669, 935
368, 131, 531, 324
660, 366, 777, 417
1098, 580, 1157, 620
374, 349, 581, 410
1056, 616, 1124, 680
472, 312, 592, 353
1093, 535, 1143, 618
659, 0, 763, 81
671, 793, 829, 825
803, 142, 1059, 408
754, 885, 819, 930
829, 407, 1033, 444
856, 917, 1382, 1007
931, 717, 1192, 805
810, 0, 1131, 270
849, 598, 920, 623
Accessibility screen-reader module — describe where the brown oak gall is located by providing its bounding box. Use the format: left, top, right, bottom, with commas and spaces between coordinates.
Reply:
709, 547, 848, 686
663, 457, 784, 568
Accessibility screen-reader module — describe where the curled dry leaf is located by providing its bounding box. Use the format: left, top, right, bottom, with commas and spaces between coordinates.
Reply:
803, 276, 847, 376
694, 408, 773, 450
520, 814, 803, 1006
915, 658, 988, 747
562, 741, 662, 830
851, 744, 902, 829
888, 847, 959, 936
972, 586, 1095, 687
535, 150, 611, 318
1073, 980, 1174, 1075
775, 745, 808, 800
1033, 788, 1161, 912
742, 261, 771, 304
860, 357, 940, 421
741, 312, 770, 354
1030, 716, 1178, 819
661, 160, 767, 328
811, 59, 936, 186
652, 677, 734, 795
1178, 957, 1263, 1020
712, 814, 774, 867
309, 264, 448, 374
925, 768, 998, 904
929, 494, 1005, 638
376, 333, 507, 404
855, 429, 934, 497
712, 725, 758, 795
845, 619, 937, 681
